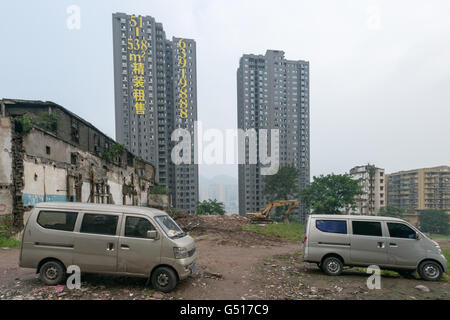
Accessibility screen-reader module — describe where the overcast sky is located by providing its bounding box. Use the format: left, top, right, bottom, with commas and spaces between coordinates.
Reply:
1, 0, 449, 180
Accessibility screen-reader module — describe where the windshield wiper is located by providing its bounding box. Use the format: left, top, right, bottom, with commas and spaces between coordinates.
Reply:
172, 232, 186, 239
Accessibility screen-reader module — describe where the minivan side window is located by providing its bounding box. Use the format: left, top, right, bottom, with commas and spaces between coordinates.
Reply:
352, 221, 382, 237
387, 223, 416, 239
125, 216, 155, 238
316, 220, 347, 234
80, 214, 118, 236
37, 211, 78, 231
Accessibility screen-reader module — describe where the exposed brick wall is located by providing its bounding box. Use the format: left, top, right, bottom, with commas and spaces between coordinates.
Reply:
10, 121, 25, 230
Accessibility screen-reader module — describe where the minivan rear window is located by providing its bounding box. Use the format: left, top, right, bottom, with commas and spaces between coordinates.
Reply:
352, 221, 382, 237
80, 214, 118, 236
37, 211, 78, 231
316, 220, 347, 234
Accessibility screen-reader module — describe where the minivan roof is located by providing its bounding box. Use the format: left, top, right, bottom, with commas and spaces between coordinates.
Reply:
308, 214, 405, 222
34, 202, 169, 218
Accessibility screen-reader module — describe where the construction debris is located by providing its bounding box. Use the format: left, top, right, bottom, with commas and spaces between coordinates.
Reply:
172, 212, 286, 247
173, 212, 250, 233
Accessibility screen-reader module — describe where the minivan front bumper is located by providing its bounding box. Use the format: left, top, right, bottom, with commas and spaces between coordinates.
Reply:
161, 252, 197, 281
174, 255, 197, 280
437, 254, 448, 273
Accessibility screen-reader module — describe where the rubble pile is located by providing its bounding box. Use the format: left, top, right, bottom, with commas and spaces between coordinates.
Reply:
172, 212, 284, 247
173, 212, 250, 233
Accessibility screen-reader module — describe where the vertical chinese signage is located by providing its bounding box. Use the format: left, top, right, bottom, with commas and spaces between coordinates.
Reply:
128, 15, 148, 115
178, 38, 188, 119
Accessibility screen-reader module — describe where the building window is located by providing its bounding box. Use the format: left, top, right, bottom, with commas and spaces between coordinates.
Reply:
71, 118, 80, 143
71, 153, 77, 165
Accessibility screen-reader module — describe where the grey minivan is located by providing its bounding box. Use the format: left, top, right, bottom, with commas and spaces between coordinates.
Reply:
20, 202, 196, 292
301, 215, 447, 281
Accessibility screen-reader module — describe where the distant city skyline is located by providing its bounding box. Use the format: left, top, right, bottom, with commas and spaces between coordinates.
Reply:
199, 174, 238, 214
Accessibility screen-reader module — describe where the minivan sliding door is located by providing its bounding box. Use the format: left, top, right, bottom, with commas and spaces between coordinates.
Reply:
73, 212, 121, 273
350, 220, 389, 266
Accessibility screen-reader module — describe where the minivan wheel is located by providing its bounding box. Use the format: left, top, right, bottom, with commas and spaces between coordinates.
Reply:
39, 260, 66, 285
151, 267, 178, 293
418, 261, 442, 281
322, 256, 343, 276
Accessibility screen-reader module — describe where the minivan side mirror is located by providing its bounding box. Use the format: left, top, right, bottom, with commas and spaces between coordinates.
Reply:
415, 233, 420, 240
147, 230, 158, 240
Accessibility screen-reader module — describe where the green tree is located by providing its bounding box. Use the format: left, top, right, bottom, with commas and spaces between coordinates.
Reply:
263, 165, 300, 201
102, 143, 125, 163
36, 112, 58, 132
300, 174, 363, 214
378, 205, 404, 218
419, 210, 449, 235
197, 199, 226, 215
15, 114, 33, 134
263, 165, 301, 222
15, 112, 59, 135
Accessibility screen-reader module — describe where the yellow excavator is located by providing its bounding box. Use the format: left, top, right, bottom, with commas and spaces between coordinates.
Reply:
246, 200, 299, 224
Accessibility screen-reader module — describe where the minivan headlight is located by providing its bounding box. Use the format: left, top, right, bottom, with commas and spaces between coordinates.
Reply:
435, 245, 442, 254
173, 247, 189, 259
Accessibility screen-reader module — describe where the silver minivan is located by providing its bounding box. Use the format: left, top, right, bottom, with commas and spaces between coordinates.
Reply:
20, 202, 196, 292
301, 215, 447, 281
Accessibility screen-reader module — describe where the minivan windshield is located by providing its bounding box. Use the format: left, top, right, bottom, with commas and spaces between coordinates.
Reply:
154, 215, 186, 239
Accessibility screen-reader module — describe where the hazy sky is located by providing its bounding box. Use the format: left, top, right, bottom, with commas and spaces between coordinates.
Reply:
1, 0, 449, 180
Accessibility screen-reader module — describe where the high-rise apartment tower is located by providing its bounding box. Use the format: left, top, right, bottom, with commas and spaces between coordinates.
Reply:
112, 13, 198, 213
237, 50, 310, 222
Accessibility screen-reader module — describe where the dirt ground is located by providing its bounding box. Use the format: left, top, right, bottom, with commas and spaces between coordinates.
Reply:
0, 215, 448, 300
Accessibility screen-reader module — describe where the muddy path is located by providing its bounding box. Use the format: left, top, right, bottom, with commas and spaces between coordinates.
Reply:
172, 235, 300, 300
0, 236, 300, 300
0, 227, 448, 300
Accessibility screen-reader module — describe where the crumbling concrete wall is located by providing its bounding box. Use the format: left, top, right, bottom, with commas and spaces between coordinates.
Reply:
0, 118, 13, 218
18, 127, 156, 225
148, 194, 170, 208
22, 160, 68, 205
1, 106, 161, 232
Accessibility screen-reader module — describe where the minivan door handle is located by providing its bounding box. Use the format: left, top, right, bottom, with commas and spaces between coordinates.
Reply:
377, 242, 385, 248
121, 244, 130, 250
107, 242, 115, 251
389, 243, 398, 247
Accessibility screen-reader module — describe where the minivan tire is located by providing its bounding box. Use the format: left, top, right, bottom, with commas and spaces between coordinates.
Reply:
322, 256, 343, 276
151, 267, 178, 293
418, 261, 443, 281
39, 260, 66, 285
